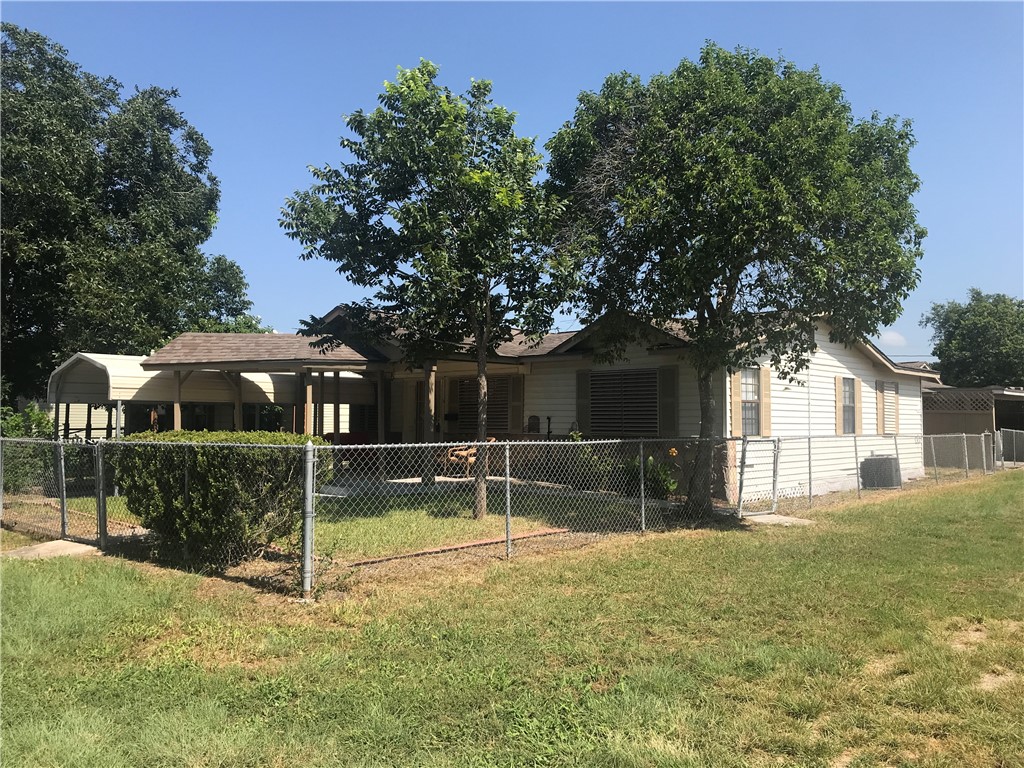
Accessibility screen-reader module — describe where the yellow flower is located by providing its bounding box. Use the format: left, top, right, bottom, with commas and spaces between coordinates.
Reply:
668, 447, 678, 457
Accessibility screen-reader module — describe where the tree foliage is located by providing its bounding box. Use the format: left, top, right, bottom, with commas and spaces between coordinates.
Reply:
921, 289, 1024, 388
547, 43, 925, 510
1, 24, 265, 401
281, 61, 567, 515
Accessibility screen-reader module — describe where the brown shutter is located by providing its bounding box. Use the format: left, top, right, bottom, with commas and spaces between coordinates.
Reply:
575, 370, 591, 436
509, 374, 524, 434
730, 371, 742, 437
854, 379, 863, 435
759, 367, 772, 437
658, 365, 678, 437
876, 380, 884, 435
893, 382, 900, 435
835, 376, 844, 435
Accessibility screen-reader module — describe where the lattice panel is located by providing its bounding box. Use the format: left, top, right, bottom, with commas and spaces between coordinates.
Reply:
923, 390, 993, 412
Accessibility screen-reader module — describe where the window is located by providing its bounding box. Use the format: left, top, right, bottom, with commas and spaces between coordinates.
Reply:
590, 369, 659, 436
741, 369, 761, 436
454, 376, 511, 433
842, 378, 857, 434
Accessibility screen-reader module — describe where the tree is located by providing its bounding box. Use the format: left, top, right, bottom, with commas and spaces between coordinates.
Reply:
547, 43, 925, 512
920, 289, 1024, 387
1, 24, 264, 402
282, 61, 566, 516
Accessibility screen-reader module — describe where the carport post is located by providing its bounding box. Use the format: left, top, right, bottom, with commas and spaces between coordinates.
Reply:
95, 442, 107, 550
981, 434, 989, 474
962, 434, 969, 479
301, 441, 315, 600
56, 441, 68, 539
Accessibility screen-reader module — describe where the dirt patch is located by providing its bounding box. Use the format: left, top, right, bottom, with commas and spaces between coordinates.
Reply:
831, 748, 858, 768
975, 668, 1018, 692
946, 618, 1022, 652
864, 655, 899, 677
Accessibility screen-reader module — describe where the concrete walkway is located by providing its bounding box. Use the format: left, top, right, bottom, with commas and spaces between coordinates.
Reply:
2, 539, 101, 560
745, 514, 815, 527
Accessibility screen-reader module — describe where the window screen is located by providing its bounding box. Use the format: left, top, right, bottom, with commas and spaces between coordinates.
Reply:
590, 369, 659, 436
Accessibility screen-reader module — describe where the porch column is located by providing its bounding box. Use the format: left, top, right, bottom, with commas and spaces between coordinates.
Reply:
317, 372, 326, 437
333, 372, 341, 444
233, 372, 243, 431
173, 370, 183, 430
424, 361, 436, 442
303, 371, 313, 435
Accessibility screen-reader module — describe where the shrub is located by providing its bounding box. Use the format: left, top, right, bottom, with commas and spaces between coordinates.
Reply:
623, 455, 679, 500
111, 431, 329, 569
1, 402, 53, 438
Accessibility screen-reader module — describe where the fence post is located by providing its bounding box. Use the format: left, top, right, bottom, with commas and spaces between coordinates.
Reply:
504, 443, 512, 559
807, 436, 813, 509
962, 434, 970, 479
771, 438, 781, 514
56, 441, 68, 539
638, 440, 646, 532
929, 435, 939, 484
95, 442, 107, 550
301, 441, 315, 600
737, 437, 748, 517
853, 435, 861, 499
893, 435, 903, 490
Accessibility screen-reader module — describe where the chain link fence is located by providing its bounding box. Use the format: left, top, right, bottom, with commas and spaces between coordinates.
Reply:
2, 430, 1020, 595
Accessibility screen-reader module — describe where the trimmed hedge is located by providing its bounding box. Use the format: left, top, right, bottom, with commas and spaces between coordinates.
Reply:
111, 431, 329, 569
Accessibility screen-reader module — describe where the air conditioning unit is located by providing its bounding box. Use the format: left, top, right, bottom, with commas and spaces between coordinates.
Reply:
860, 455, 901, 489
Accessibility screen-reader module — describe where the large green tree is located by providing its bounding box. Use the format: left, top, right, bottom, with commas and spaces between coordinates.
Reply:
282, 61, 566, 516
1, 24, 264, 401
921, 289, 1024, 387
547, 43, 925, 511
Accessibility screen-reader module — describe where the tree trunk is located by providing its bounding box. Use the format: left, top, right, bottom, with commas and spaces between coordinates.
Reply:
685, 367, 717, 517
473, 328, 489, 518
421, 361, 435, 485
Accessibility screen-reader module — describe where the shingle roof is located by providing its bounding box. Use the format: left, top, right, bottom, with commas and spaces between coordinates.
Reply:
142, 333, 378, 368
495, 330, 580, 358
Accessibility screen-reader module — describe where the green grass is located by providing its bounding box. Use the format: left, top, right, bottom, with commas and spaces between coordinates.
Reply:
315, 489, 646, 561
3, 472, 1022, 767
0, 527, 47, 551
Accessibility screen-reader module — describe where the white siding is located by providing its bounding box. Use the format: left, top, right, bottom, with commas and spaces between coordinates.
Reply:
731, 326, 929, 500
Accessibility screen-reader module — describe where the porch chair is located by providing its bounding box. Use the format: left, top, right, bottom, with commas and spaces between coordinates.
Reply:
445, 436, 497, 477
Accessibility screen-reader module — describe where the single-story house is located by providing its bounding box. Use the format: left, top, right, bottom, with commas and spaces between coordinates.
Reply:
72, 315, 936, 501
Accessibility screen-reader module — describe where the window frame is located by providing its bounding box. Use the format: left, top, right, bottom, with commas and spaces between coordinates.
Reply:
740, 368, 761, 437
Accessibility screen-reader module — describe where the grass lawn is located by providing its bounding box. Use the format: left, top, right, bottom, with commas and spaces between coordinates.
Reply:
2, 472, 1021, 767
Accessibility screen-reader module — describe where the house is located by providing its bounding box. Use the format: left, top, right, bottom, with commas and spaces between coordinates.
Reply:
59, 316, 933, 502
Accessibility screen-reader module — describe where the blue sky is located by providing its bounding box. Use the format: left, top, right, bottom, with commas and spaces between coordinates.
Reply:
4, 1, 1022, 360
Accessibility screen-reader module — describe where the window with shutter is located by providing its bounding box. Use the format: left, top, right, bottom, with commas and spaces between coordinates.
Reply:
454, 376, 511, 433
589, 369, 659, 436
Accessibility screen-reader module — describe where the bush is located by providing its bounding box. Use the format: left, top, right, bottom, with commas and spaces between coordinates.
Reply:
111, 431, 329, 569
623, 455, 679, 500
1, 402, 53, 438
